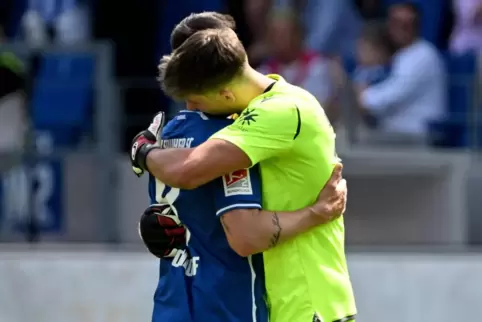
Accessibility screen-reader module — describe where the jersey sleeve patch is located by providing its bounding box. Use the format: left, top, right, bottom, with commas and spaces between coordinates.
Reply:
213, 166, 262, 217
222, 169, 253, 197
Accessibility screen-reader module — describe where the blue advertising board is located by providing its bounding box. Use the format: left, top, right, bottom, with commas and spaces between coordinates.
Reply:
0, 131, 63, 234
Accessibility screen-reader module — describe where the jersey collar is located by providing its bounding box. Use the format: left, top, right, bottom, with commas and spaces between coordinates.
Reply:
266, 74, 285, 83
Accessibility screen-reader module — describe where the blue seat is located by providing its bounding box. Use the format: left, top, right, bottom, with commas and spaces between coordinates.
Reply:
445, 52, 477, 117
31, 80, 92, 146
38, 53, 95, 82
429, 52, 477, 147
428, 118, 469, 147
32, 81, 90, 125
31, 53, 95, 147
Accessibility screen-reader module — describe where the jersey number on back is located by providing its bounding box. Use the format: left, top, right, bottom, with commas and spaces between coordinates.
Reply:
155, 181, 180, 214
155, 180, 191, 245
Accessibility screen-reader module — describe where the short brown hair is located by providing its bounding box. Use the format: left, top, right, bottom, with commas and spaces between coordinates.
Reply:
170, 12, 236, 50
159, 28, 247, 99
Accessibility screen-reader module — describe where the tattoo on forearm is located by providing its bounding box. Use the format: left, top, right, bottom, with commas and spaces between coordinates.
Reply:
268, 212, 281, 248
220, 216, 230, 234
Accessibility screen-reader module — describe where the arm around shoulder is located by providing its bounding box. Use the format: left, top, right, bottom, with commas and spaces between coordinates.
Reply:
220, 164, 347, 257
146, 139, 252, 189
220, 207, 319, 257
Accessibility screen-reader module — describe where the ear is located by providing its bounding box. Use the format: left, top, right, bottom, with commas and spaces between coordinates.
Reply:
219, 89, 236, 103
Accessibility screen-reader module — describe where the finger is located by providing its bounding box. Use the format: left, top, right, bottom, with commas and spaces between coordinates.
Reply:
331, 212, 342, 221
330, 179, 347, 207
148, 111, 166, 138
337, 179, 347, 214
156, 215, 181, 227
326, 163, 343, 188
164, 227, 186, 237
335, 178, 347, 194
132, 166, 144, 177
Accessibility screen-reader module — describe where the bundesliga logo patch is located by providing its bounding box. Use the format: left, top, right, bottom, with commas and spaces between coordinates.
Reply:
222, 169, 253, 197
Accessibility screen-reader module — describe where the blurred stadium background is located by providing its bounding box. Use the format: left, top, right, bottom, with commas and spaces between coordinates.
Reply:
0, 0, 481, 321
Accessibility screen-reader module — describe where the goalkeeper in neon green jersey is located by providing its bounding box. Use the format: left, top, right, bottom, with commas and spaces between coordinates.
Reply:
130, 13, 356, 322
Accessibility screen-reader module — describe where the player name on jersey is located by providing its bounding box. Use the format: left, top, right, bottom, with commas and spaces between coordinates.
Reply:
160, 137, 194, 149
172, 249, 200, 277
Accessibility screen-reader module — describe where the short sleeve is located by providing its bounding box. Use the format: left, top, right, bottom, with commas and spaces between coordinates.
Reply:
210, 98, 298, 165
213, 165, 262, 217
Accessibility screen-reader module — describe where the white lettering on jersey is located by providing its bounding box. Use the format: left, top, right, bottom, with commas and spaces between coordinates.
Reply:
222, 169, 253, 197
179, 110, 209, 120
172, 249, 200, 277
161, 137, 194, 149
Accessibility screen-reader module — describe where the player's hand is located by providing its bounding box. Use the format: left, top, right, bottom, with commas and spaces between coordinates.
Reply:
131, 112, 165, 177
310, 163, 347, 224
138, 204, 186, 258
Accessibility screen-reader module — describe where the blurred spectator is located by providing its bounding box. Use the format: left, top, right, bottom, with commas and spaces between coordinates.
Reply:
0, 29, 28, 172
20, 0, 91, 46
356, 3, 446, 144
354, 24, 392, 87
279, 0, 362, 57
244, 0, 272, 65
225, 0, 255, 50
353, 23, 393, 129
245, 0, 362, 63
258, 9, 339, 116
354, 0, 385, 21
450, 0, 482, 54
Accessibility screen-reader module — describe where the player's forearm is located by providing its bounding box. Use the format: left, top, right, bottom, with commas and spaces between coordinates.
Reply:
146, 139, 252, 190
254, 208, 320, 252
146, 148, 199, 189
222, 207, 319, 257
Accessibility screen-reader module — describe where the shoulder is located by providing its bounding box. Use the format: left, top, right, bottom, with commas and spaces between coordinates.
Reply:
395, 40, 442, 65
244, 86, 318, 126
220, 93, 300, 137
163, 111, 233, 143
248, 90, 300, 118
414, 41, 443, 61
393, 41, 444, 76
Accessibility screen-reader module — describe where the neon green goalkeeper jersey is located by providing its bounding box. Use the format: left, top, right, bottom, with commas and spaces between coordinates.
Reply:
211, 75, 356, 322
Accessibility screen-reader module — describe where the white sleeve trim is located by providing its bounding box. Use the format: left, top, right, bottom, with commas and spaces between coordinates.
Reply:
216, 203, 262, 216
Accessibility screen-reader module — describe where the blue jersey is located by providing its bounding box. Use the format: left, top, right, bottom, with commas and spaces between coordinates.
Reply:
352, 64, 390, 86
149, 110, 268, 322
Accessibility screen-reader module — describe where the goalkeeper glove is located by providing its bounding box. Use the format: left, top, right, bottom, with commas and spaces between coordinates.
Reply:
130, 111, 165, 177
138, 204, 186, 258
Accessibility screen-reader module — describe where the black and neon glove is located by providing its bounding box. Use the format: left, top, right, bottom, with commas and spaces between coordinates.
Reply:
138, 204, 186, 258
130, 111, 165, 177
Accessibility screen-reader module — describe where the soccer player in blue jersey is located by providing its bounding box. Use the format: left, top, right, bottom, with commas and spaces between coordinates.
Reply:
141, 110, 267, 322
